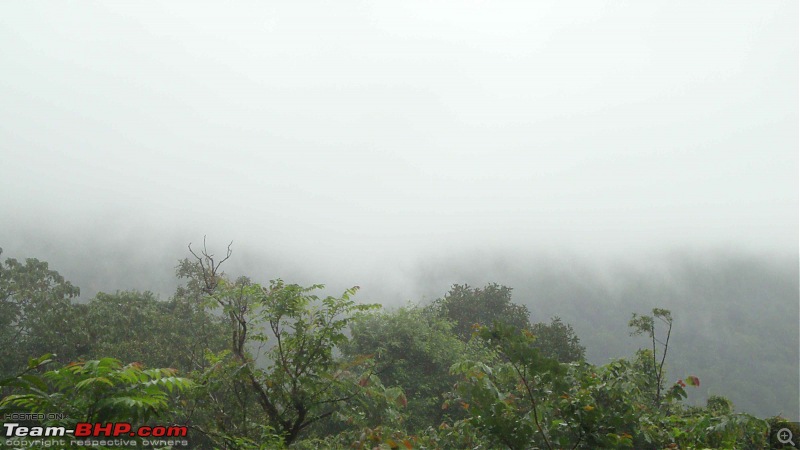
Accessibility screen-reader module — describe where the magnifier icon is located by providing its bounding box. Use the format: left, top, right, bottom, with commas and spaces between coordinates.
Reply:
777, 428, 796, 447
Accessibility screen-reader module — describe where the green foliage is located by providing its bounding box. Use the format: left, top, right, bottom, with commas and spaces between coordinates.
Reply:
665, 410, 769, 449
295, 373, 413, 450
450, 322, 570, 449
428, 283, 530, 341
0, 249, 83, 375
0, 247, 784, 449
182, 242, 381, 445
768, 416, 800, 449
249, 279, 379, 443
342, 306, 476, 432
447, 316, 771, 449
630, 308, 674, 407
85, 290, 162, 363
84, 290, 228, 373
706, 395, 734, 415
0, 355, 192, 424
529, 316, 586, 363
173, 347, 279, 449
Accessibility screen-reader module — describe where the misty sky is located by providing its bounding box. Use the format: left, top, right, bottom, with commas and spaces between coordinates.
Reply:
1, 1, 797, 287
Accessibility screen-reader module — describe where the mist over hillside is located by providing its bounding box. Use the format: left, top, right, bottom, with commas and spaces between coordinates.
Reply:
404, 249, 799, 420
2, 228, 796, 421
1, 2, 796, 447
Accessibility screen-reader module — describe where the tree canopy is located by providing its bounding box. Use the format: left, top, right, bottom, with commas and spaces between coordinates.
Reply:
0, 244, 788, 449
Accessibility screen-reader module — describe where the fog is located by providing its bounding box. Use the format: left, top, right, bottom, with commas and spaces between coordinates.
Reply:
1, 1, 797, 420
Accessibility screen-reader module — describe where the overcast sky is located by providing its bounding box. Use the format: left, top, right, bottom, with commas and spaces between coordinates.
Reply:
1, 1, 797, 291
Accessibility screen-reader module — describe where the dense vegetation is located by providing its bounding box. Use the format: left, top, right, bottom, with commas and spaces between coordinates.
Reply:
0, 245, 796, 449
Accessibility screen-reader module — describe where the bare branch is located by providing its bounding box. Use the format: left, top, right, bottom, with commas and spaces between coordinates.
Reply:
188, 237, 232, 294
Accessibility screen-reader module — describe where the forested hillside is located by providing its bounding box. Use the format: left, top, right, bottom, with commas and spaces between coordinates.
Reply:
2, 1, 795, 448
6, 237, 794, 420
407, 251, 799, 420
1, 244, 796, 449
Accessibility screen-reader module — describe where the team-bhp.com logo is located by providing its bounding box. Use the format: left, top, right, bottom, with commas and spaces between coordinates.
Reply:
4, 422, 188, 438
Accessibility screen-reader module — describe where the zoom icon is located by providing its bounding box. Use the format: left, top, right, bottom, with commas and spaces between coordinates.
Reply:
777, 427, 796, 447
